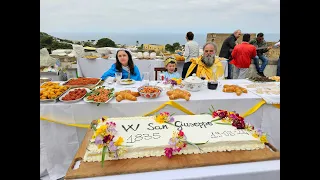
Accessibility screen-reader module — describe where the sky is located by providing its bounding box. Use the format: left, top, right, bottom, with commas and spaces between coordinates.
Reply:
40, 0, 280, 34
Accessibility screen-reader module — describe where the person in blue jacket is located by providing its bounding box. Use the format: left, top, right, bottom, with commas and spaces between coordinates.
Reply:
101, 49, 142, 81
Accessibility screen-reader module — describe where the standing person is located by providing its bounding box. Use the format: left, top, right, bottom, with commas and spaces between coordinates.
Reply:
274, 40, 280, 76
230, 34, 257, 79
249, 33, 272, 77
219, 29, 242, 79
182, 31, 199, 78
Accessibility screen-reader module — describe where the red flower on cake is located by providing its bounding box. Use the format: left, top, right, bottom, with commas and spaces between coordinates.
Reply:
178, 130, 184, 137
232, 119, 245, 129
229, 113, 245, 129
103, 134, 114, 143
212, 110, 228, 119
164, 147, 174, 158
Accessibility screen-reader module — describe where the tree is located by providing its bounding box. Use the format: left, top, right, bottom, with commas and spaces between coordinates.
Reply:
165, 44, 175, 53
51, 41, 72, 50
83, 42, 94, 47
95, 38, 117, 47
40, 36, 53, 46
137, 44, 144, 51
173, 42, 180, 50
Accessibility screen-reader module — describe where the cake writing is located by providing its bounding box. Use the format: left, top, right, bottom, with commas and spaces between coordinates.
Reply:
174, 121, 213, 130
126, 133, 161, 143
211, 129, 249, 138
122, 124, 140, 132
147, 123, 169, 130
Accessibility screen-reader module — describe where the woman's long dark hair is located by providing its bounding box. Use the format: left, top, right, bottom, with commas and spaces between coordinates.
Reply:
115, 50, 135, 75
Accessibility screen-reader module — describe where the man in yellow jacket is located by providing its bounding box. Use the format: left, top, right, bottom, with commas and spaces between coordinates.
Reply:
186, 42, 224, 80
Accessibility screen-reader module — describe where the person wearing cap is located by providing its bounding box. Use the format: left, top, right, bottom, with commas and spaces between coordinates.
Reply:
163, 57, 181, 79
101, 49, 142, 81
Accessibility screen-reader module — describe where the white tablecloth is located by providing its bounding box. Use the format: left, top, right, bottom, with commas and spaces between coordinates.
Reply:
40, 79, 279, 180
77, 58, 228, 80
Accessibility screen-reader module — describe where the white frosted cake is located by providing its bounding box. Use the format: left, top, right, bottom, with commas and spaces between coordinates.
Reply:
83, 113, 266, 162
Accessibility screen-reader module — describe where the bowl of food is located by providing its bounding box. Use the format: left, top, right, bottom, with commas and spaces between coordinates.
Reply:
138, 86, 162, 99
40, 77, 52, 84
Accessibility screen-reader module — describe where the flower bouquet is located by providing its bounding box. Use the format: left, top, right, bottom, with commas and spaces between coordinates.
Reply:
90, 117, 127, 167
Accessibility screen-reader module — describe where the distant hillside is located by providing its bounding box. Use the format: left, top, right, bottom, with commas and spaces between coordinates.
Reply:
40, 32, 73, 51
40, 32, 118, 52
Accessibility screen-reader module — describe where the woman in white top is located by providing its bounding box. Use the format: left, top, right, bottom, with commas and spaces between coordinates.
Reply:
182, 31, 199, 78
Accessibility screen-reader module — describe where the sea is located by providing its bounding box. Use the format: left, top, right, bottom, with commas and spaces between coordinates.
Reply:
48, 32, 280, 46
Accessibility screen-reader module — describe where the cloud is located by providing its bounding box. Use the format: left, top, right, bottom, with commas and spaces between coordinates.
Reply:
40, 0, 280, 33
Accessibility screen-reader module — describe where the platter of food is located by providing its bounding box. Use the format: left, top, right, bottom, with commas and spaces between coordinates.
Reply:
59, 88, 90, 103
40, 82, 69, 102
249, 76, 275, 82
83, 86, 115, 105
119, 79, 135, 85
84, 55, 99, 60
62, 77, 101, 88
239, 83, 280, 96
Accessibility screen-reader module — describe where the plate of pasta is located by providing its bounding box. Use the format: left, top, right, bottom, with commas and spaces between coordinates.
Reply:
83, 86, 115, 105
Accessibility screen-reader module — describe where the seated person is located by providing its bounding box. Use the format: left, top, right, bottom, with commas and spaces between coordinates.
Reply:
163, 57, 181, 79
185, 42, 224, 80
101, 49, 142, 81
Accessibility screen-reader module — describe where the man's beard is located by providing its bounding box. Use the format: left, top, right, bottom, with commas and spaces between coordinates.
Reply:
202, 54, 215, 67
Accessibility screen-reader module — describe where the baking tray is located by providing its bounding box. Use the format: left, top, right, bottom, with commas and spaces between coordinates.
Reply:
83, 86, 115, 105
59, 88, 91, 103
62, 77, 102, 88
40, 82, 70, 103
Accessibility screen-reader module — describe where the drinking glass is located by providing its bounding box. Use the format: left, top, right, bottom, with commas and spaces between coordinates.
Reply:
115, 72, 122, 83
141, 72, 150, 86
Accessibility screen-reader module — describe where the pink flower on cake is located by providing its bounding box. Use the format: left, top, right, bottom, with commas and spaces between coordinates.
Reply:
164, 147, 174, 158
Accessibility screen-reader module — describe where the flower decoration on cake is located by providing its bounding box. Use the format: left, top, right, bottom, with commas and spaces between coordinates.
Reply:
90, 116, 127, 167
164, 130, 187, 158
252, 129, 268, 143
210, 108, 245, 129
208, 106, 268, 144
155, 112, 175, 124
212, 109, 228, 119
164, 130, 207, 158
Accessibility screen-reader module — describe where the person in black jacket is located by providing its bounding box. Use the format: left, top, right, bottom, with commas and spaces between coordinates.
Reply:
219, 29, 241, 79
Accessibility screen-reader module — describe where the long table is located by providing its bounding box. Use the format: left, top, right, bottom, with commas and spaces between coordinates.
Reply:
77, 58, 229, 80
40, 79, 279, 180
